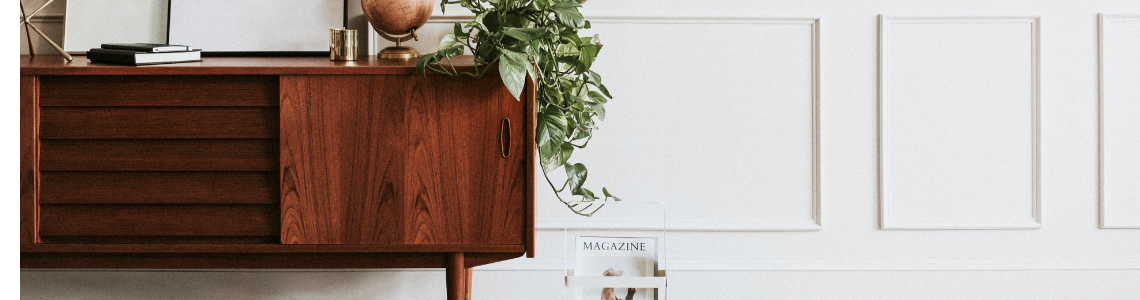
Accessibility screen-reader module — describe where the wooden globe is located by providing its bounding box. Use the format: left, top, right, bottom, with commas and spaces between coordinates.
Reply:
361, 0, 434, 35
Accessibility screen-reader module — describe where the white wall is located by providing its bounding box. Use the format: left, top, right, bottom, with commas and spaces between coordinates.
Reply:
19, 0, 1140, 299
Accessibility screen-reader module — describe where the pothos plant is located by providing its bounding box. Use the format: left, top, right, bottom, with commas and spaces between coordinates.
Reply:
416, 0, 618, 216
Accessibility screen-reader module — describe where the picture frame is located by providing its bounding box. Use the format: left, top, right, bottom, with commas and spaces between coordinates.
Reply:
167, 0, 344, 55
62, 0, 170, 54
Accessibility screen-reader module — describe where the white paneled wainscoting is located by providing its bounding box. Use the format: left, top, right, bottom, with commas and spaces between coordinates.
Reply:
18, 0, 1140, 299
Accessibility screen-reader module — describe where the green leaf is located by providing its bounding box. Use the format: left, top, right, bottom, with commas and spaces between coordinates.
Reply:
454, 23, 468, 39
571, 125, 590, 140
415, 52, 439, 78
499, 50, 529, 101
588, 91, 607, 104
552, 5, 585, 28
439, 45, 465, 57
588, 70, 603, 85
556, 43, 580, 56
596, 82, 612, 98
575, 44, 598, 73
602, 187, 621, 201
565, 163, 587, 194
474, 11, 489, 29
438, 33, 459, 50
590, 102, 606, 121
525, 40, 546, 57
560, 30, 582, 46
503, 28, 548, 42
536, 107, 568, 164
542, 142, 574, 173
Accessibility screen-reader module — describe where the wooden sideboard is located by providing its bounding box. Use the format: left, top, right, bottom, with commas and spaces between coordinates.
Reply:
20, 55, 535, 299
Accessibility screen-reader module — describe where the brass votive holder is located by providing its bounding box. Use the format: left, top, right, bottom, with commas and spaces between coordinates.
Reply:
330, 29, 357, 61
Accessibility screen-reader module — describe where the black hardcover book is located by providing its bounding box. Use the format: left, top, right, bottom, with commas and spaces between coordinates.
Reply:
100, 43, 192, 52
87, 48, 202, 66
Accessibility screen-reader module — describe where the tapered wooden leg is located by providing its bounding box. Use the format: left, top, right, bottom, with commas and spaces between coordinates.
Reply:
465, 267, 473, 300
446, 252, 465, 300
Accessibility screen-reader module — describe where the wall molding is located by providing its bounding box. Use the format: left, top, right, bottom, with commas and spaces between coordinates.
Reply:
877, 15, 1041, 230
526, 16, 822, 232
1098, 13, 1140, 229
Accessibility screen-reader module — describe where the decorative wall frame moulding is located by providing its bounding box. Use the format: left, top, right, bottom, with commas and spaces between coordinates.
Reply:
878, 15, 1041, 230
526, 16, 822, 232
1098, 13, 1140, 229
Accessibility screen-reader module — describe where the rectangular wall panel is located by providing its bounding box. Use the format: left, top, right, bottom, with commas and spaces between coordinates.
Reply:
532, 17, 822, 231
1099, 14, 1140, 229
878, 16, 1041, 229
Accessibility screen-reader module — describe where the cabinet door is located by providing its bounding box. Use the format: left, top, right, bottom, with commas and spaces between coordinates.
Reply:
280, 75, 529, 245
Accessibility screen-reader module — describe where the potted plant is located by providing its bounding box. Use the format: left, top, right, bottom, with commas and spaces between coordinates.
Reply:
417, 0, 618, 216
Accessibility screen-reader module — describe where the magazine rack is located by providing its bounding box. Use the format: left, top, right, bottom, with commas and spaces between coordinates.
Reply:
557, 201, 668, 300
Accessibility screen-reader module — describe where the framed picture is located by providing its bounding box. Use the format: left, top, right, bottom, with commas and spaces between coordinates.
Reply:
62, 0, 170, 54
168, 0, 344, 54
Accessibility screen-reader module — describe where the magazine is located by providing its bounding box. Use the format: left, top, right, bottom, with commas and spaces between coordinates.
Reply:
574, 236, 658, 300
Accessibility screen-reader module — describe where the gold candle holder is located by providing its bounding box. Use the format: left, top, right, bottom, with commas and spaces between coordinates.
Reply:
330, 29, 358, 61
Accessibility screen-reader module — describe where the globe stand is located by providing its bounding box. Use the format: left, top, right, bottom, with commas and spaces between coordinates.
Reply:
377, 29, 420, 60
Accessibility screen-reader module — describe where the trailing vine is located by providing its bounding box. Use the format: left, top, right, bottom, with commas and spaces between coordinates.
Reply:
416, 0, 619, 216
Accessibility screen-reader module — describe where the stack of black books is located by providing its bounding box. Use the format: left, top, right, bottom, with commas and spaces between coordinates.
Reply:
88, 43, 202, 66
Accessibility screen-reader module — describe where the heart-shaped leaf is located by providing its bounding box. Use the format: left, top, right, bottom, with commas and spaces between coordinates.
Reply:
499, 50, 529, 100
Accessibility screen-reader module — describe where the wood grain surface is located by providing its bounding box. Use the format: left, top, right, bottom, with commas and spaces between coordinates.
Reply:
447, 253, 466, 300
281, 75, 529, 246
21, 55, 489, 76
404, 75, 527, 246
523, 79, 536, 258
280, 75, 406, 244
21, 252, 523, 269
40, 172, 278, 204
23, 244, 525, 253
39, 75, 278, 106
40, 139, 278, 171
40, 107, 279, 139
21, 75, 39, 244
38, 236, 279, 244
39, 204, 279, 236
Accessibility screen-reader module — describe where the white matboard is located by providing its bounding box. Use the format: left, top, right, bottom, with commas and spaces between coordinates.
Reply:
63, 0, 169, 53
168, 0, 344, 52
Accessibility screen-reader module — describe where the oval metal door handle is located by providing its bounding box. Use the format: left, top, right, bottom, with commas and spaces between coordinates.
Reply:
500, 118, 511, 157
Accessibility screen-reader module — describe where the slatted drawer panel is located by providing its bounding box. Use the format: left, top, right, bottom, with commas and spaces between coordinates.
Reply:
36, 75, 281, 244
38, 204, 280, 244
39, 76, 278, 106
40, 107, 279, 139
40, 172, 279, 204
40, 139, 278, 171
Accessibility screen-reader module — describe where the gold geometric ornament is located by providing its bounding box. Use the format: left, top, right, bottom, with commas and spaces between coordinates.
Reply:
20, 0, 72, 61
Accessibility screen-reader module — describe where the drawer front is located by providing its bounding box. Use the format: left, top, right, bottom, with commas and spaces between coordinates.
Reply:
34, 75, 281, 244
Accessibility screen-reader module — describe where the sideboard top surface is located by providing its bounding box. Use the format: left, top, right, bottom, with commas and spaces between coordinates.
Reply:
20, 55, 488, 76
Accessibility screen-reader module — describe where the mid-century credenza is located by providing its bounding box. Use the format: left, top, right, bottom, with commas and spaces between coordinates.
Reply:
19, 55, 536, 300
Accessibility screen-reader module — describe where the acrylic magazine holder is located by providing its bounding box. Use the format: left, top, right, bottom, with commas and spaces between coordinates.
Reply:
557, 201, 668, 300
